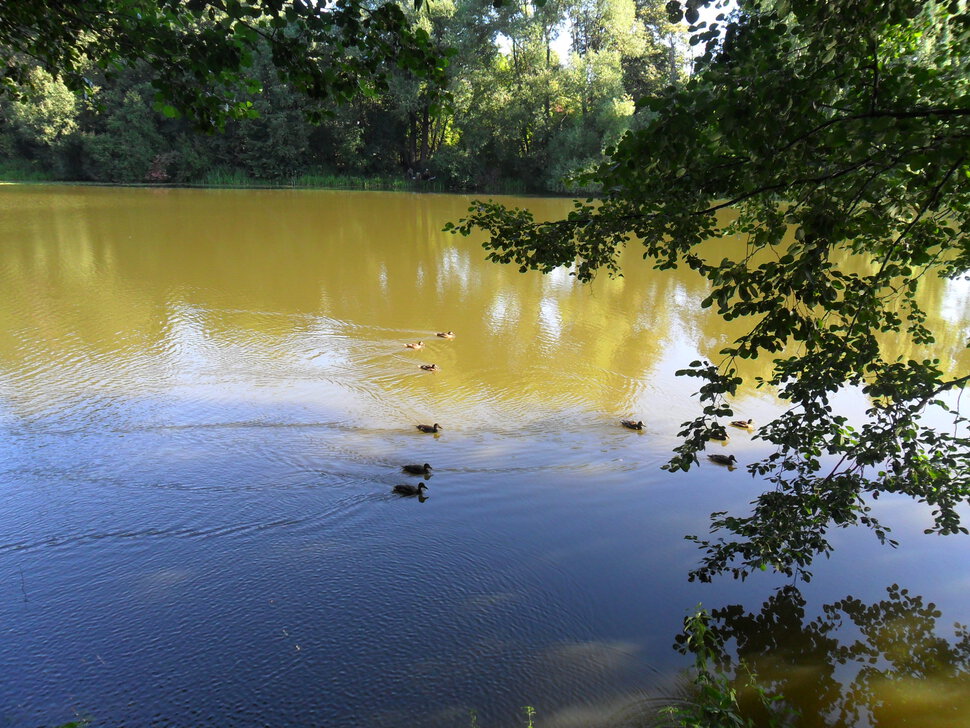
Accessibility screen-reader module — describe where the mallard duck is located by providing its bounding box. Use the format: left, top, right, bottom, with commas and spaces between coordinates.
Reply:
730, 418, 754, 429
419, 363, 439, 372
402, 463, 432, 475
416, 423, 442, 433
404, 341, 424, 350
710, 430, 730, 442
620, 419, 645, 430
436, 331, 456, 339
393, 482, 428, 496
707, 454, 738, 466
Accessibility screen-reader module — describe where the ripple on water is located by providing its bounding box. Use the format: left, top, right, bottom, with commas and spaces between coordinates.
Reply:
14, 187, 948, 728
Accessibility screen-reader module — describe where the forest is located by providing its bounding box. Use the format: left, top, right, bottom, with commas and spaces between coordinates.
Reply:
0, 0, 684, 193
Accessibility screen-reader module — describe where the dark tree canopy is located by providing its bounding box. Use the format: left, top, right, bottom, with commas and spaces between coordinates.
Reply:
0, 0, 684, 187
0, 0, 450, 128
450, 0, 970, 580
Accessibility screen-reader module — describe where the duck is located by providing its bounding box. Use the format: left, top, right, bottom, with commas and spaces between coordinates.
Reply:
730, 418, 754, 429
709, 430, 730, 442
404, 341, 424, 350
436, 331, 456, 339
707, 454, 738, 466
392, 482, 428, 496
402, 463, 432, 476
416, 423, 442, 433
419, 363, 439, 372
620, 419, 645, 430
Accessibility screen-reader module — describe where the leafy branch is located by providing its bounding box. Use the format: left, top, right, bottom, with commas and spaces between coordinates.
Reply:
451, 0, 970, 581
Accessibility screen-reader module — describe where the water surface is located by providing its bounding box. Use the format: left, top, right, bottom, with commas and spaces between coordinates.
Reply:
1, 185, 968, 727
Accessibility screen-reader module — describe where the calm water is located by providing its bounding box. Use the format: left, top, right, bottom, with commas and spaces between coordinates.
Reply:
1, 185, 969, 727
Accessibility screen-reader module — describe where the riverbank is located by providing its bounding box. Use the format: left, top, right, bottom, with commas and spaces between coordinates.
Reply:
0, 162, 592, 196
0, 165, 450, 194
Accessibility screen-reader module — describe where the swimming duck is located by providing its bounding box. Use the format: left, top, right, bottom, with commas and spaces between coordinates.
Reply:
392, 482, 428, 496
405, 341, 424, 350
436, 331, 455, 339
707, 454, 738, 466
419, 363, 439, 372
402, 463, 432, 475
709, 430, 730, 442
730, 419, 754, 429
416, 423, 442, 433
620, 419, 645, 430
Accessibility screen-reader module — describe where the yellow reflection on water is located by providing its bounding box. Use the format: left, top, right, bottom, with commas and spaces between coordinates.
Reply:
0, 184, 966, 431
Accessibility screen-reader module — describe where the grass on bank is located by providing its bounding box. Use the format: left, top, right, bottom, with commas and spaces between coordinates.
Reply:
0, 160, 58, 182
0, 159, 607, 195
0, 164, 536, 195
198, 167, 467, 193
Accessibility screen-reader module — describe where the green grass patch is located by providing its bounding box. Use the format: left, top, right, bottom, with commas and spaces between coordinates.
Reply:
0, 161, 561, 196
192, 168, 451, 193
0, 160, 57, 182
292, 172, 449, 193
199, 167, 260, 187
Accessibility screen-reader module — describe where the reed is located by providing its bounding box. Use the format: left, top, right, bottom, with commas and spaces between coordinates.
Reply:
0, 161, 56, 182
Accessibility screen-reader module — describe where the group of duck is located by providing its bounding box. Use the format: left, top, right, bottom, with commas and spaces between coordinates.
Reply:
392, 330, 755, 497
391, 330, 454, 498
393, 462, 433, 498
619, 417, 755, 467
403, 330, 455, 374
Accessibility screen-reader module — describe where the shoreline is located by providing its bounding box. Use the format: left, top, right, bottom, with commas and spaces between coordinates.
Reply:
0, 174, 586, 198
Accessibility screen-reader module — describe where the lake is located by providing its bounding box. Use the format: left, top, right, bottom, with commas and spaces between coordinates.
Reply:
1, 185, 969, 727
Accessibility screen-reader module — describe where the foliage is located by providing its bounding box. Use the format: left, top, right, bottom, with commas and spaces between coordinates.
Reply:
663, 607, 794, 728
523, 705, 536, 727
5, 68, 79, 147
0, 0, 684, 190
0, 0, 450, 130
0, 159, 56, 181
450, 0, 970, 580
227, 51, 312, 179
84, 85, 166, 181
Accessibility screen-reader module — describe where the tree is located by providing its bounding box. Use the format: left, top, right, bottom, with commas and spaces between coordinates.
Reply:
226, 50, 313, 179
0, 66, 80, 174
449, 0, 970, 580
0, 0, 450, 130
381, 0, 491, 174
4, 68, 79, 148
622, 0, 685, 103
85, 84, 166, 181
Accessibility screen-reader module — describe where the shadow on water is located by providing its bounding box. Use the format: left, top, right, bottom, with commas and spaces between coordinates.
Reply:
673, 584, 970, 728
441, 584, 970, 728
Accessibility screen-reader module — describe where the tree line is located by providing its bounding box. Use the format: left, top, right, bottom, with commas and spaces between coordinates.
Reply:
0, 0, 684, 192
